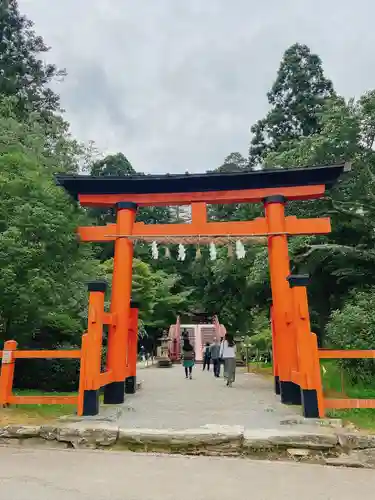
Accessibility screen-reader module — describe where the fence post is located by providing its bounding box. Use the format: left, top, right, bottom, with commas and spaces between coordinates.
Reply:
77, 333, 88, 416
83, 280, 107, 416
270, 306, 280, 394
125, 301, 139, 394
287, 274, 324, 418
0, 340, 18, 406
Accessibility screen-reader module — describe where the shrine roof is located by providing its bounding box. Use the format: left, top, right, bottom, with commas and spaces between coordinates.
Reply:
56, 162, 349, 199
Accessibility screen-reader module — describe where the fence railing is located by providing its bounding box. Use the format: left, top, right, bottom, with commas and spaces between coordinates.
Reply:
0, 339, 83, 411
284, 275, 375, 418
0, 281, 139, 416
318, 349, 375, 411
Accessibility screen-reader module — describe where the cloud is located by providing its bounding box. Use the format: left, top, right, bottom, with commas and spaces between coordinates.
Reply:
20, 0, 375, 173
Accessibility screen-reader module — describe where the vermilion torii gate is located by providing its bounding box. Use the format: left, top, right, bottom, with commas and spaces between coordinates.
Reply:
56, 162, 347, 415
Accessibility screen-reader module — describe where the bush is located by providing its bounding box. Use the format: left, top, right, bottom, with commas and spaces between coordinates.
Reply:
240, 308, 272, 360
14, 358, 80, 392
325, 289, 375, 385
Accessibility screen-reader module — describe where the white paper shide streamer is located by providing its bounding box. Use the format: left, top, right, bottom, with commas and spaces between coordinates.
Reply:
209, 242, 217, 261
151, 241, 159, 260
177, 243, 186, 261
235, 240, 246, 259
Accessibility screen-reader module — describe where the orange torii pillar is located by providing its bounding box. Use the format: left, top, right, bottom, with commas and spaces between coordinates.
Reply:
83, 280, 107, 416
287, 274, 324, 418
263, 195, 300, 405
125, 300, 139, 394
104, 202, 137, 404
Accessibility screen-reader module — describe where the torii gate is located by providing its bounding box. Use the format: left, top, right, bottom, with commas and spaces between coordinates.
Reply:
56, 162, 347, 415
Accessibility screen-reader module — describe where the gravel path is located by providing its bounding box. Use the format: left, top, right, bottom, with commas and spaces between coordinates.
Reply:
115, 365, 301, 429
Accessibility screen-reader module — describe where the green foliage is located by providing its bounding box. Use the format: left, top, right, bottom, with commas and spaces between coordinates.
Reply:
0, 111, 96, 390
249, 43, 334, 167
99, 257, 192, 332
247, 331, 272, 353
88, 152, 170, 261
325, 290, 375, 384
209, 152, 248, 173
243, 309, 272, 354
264, 91, 375, 339
0, 112, 94, 344
0, 0, 64, 119
0, 3, 96, 390
90, 153, 135, 177
322, 361, 375, 430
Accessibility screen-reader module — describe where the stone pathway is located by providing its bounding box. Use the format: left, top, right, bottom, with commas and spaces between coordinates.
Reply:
115, 365, 302, 429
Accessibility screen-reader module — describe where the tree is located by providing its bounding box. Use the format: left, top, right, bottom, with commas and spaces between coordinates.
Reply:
326, 289, 375, 385
0, 102, 97, 391
88, 154, 171, 228
0, 110, 95, 345
88, 153, 171, 260
210, 152, 248, 173
0, 0, 64, 119
208, 152, 256, 221
99, 257, 192, 332
90, 153, 135, 177
184, 244, 268, 333
262, 91, 375, 343
249, 43, 335, 167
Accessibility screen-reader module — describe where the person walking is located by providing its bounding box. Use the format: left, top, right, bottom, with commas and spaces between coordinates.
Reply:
219, 336, 224, 377
210, 338, 221, 377
202, 342, 211, 371
220, 333, 236, 387
181, 338, 195, 379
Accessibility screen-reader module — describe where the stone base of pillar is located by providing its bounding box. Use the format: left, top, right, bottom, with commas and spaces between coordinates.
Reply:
280, 381, 301, 405
302, 389, 320, 418
125, 376, 136, 394
103, 381, 125, 404
82, 389, 99, 416
156, 357, 172, 367
274, 375, 280, 395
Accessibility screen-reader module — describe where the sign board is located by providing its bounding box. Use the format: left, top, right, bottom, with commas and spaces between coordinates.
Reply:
2, 350, 12, 364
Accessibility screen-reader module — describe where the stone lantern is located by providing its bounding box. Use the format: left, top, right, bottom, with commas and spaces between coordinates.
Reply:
156, 330, 172, 368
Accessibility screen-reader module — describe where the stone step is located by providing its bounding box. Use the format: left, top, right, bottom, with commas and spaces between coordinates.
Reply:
1, 424, 374, 468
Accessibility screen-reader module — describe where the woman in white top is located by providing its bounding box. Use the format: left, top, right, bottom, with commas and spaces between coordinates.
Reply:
219, 333, 236, 387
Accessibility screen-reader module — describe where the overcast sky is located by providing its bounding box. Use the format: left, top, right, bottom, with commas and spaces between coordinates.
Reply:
19, 0, 375, 173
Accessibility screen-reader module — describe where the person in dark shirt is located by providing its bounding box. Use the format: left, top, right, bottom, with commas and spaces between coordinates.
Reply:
202, 342, 211, 371
210, 338, 221, 377
181, 338, 195, 379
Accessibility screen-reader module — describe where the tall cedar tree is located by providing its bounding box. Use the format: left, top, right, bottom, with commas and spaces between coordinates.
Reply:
0, 0, 64, 118
249, 43, 335, 167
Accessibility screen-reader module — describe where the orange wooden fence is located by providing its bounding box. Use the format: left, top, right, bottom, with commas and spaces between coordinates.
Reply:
286, 275, 375, 418
318, 349, 375, 412
0, 281, 140, 417
0, 340, 83, 410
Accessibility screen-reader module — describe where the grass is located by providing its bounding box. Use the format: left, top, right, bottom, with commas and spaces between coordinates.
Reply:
0, 389, 77, 425
321, 360, 375, 431
247, 361, 273, 377
247, 359, 375, 431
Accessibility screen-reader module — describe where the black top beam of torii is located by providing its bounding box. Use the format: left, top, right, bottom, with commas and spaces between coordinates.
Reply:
56, 162, 350, 198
